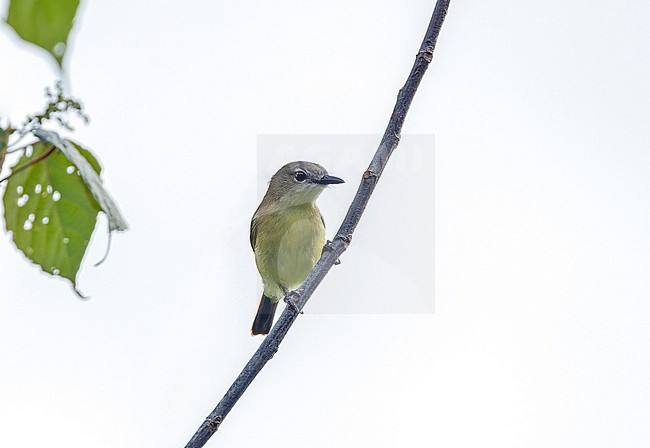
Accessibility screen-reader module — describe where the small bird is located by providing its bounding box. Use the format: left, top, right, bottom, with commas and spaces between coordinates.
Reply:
250, 161, 344, 335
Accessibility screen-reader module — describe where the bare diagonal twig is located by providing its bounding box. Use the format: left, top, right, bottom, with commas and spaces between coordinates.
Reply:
0, 145, 56, 184
185, 1, 451, 446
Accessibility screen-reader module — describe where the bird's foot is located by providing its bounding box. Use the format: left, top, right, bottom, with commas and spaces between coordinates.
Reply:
322, 240, 336, 254
284, 291, 303, 315
323, 240, 341, 265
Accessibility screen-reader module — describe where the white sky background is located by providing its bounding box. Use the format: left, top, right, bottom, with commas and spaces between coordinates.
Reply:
1, 0, 649, 446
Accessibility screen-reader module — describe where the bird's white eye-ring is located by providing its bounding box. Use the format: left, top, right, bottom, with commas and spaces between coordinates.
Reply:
294, 170, 307, 182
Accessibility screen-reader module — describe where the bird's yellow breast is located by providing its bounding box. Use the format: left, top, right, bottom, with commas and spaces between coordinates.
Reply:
253, 204, 325, 301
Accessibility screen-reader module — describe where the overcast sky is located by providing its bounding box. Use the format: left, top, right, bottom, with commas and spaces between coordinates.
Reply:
1, 1, 649, 447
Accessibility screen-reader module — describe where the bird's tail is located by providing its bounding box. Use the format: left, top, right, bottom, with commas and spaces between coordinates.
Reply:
251, 294, 278, 336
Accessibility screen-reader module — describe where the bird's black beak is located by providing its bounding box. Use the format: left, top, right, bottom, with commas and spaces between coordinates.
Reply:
317, 175, 345, 185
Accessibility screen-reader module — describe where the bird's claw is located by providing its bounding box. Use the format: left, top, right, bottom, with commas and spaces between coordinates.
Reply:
284, 292, 303, 314
323, 240, 341, 265
322, 240, 335, 254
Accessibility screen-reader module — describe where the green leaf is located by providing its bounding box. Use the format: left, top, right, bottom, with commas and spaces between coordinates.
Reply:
3, 142, 102, 285
34, 130, 128, 231
5, 0, 80, 68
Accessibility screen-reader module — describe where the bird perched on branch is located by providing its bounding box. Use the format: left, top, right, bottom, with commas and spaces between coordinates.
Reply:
250, 161, 344, 335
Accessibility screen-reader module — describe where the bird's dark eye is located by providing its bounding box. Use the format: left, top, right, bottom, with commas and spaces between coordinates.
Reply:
294, 170, 307, 182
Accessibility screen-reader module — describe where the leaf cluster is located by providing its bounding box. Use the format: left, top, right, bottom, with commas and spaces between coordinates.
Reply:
1, 85, 127, 291
1, 0, 127, 293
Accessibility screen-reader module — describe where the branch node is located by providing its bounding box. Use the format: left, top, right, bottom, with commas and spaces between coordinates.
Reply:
265, 340, 280, 358
340, 234, 352, 248
363, 169, 378, 180
206, 415, 223, 431
420, 45, 434, 63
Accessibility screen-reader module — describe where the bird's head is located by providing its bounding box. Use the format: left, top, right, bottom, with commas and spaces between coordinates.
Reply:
267, 161, 344, 207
